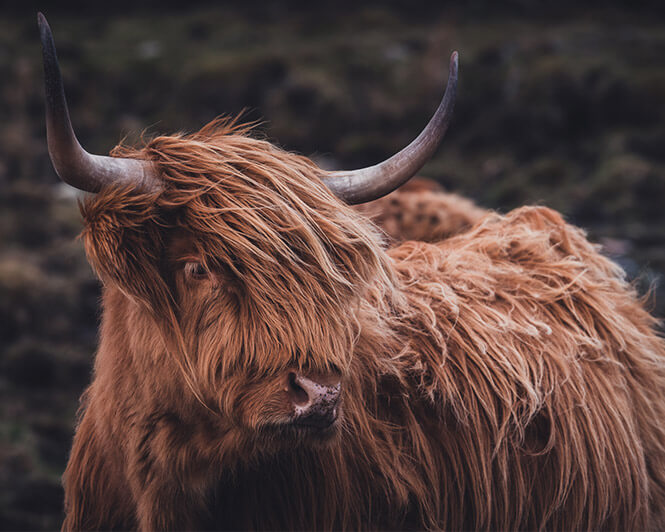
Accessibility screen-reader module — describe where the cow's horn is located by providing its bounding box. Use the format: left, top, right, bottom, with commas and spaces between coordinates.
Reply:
322, 51, 458, 205
38, 13, 160, 193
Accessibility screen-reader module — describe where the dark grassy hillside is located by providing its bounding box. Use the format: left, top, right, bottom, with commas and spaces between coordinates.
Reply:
1, 4, 664, 529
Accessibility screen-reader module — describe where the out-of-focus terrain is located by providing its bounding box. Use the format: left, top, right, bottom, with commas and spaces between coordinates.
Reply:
1, 2, 664, 529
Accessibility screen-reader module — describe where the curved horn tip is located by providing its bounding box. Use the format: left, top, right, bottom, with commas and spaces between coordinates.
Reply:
449, 51, 459, 77
37, 12, 50, 38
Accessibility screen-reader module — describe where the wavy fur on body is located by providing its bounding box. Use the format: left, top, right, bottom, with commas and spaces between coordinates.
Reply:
62, 118, 665, 530
356, 177, 487, 243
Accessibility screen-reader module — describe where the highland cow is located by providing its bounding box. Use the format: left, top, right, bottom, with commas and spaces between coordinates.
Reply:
38, 14, 665, 531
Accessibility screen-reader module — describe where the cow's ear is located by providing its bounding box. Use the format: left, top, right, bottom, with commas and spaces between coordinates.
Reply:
79, 189, 169, 306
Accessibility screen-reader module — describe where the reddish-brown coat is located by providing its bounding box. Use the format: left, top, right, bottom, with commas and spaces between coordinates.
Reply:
357, 177, 487, 243
62, 120, 665, 530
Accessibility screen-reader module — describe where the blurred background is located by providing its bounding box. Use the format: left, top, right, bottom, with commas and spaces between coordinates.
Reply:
1, 1, 664, 529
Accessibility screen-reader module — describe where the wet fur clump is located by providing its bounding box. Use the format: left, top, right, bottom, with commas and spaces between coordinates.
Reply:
63, 118, 665, 530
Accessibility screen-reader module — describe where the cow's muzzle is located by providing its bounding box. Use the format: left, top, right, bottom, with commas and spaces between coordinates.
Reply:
286, 372, 341, 430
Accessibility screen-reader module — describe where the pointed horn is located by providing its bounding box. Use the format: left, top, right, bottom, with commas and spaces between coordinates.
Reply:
322, 51, 458, 205
38, 13, 160, 193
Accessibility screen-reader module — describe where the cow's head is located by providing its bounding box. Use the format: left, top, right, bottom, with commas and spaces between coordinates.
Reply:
38, 14, 457, 451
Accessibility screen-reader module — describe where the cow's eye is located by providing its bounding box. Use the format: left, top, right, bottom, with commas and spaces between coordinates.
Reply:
184, 262, 209, 280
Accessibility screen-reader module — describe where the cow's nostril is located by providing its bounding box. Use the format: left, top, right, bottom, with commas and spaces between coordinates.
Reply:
287, 372, 341, 426
287, 372, 310, 407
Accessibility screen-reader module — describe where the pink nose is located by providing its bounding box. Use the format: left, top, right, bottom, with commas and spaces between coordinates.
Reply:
287, 372, 341, 428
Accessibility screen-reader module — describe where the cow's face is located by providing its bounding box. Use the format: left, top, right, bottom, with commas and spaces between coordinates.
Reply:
82, 120, 396, 450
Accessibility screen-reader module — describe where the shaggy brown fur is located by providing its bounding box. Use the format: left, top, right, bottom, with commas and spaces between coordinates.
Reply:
62, 118, 665, 530
356, 177, 487, 243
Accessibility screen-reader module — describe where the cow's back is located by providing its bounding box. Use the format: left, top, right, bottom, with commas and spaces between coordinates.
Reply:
387, 206, 665, 529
